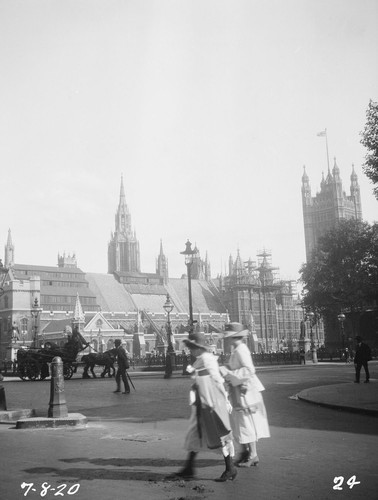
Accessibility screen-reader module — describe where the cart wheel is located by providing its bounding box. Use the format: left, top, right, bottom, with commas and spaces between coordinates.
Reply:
27, 362, 40, 381
40, 363, 50, 380
63, 364, 74, 380
18, 363, 29, 381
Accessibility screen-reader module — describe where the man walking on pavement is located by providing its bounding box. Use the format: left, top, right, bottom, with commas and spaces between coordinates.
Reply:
354, 336, 372, 384
113, 339, 130, 394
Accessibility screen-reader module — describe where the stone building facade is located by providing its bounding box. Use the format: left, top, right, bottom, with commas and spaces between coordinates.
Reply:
1, 175, 318, 361
219, 250, 322, 353
302, 161, 362, 261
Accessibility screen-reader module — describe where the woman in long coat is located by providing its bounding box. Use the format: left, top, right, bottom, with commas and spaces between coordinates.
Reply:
220, 323, 270, 467
170, 332, 237, 482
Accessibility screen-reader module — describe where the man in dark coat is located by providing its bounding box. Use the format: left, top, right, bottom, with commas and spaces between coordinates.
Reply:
113, 339, 130, 394
354, 336, 372, 383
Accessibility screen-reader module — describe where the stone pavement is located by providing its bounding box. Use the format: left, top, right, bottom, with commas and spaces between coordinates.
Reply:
1, 364, 377, 500
2, 363, 378, 420
297, 379, 378, 416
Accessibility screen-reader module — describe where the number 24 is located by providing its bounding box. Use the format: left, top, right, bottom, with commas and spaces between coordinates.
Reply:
333, 475, 360, 490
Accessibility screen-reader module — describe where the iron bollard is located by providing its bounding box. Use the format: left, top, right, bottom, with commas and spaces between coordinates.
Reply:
48, 357, 68, 418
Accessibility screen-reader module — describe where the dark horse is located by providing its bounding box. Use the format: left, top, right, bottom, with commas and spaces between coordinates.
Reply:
81, 349, 117, 379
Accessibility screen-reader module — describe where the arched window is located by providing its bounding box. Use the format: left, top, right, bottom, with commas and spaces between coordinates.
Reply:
21, 318, 28, 335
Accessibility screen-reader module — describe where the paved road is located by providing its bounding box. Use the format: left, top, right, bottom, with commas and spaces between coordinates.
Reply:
1, 363, 378, 500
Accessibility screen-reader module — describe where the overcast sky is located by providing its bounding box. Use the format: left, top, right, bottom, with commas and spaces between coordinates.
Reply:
0, 0, 377, 284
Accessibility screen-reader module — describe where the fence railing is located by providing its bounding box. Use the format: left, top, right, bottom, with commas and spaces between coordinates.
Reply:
2, 350, 376, 377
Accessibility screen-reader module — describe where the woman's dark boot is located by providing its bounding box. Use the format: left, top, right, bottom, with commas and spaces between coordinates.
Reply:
235, 446, 249, 466
215, 455, 237, 482
168, 451, 197, 480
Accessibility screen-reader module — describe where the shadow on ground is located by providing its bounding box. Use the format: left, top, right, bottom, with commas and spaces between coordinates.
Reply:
24, 457, 221, 482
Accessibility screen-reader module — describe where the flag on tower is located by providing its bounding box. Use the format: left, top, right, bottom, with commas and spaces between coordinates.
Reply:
317, 130, 326, 137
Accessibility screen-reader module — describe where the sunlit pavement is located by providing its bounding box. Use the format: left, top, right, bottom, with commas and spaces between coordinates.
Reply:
1, 362, 377, 500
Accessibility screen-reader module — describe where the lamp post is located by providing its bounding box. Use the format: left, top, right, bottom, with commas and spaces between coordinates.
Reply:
180, 240, 197, 335
163, 293, 175, 379
0, 261, 8, 358
338, 313, 346, 353
307, 311, 318, 364
31, 298, 42, 347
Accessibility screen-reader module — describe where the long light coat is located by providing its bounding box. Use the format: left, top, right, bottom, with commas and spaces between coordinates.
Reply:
184, 351, 233, 452
222, 342, 270, 444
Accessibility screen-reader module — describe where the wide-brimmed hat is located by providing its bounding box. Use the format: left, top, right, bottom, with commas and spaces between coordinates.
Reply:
183, 332, 208, 350
222, 322, 249, 338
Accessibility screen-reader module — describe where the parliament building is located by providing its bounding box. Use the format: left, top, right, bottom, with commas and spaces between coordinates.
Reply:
1, 177, 319, 362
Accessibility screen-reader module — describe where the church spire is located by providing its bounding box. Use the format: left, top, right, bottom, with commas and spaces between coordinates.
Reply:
73, 292, 85, 323
72, 292, 85, 332
119, 174, 126, 206
156, 239, 168, 283
4, 228, 15, 268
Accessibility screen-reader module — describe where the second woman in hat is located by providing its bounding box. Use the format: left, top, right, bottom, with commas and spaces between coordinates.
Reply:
220, 323, 270, 467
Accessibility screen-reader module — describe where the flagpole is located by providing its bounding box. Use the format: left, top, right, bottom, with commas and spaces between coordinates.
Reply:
317, 129, 330, 172
325, 128, 330, 171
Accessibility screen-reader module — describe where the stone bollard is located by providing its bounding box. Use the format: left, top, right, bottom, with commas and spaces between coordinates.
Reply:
48, 357, 68, 418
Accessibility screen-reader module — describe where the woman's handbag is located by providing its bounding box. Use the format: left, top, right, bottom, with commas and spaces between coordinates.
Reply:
227, 383, 258, 413
200, 406, 230, 449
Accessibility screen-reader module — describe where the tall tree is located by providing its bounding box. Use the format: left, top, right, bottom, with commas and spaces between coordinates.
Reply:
300, 219, 378, 317
361, 99, 378, 199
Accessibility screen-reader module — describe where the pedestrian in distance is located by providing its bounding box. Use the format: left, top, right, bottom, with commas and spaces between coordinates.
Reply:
113, 339, 130, 394
219, 323, 270, 468
354, 336, 372, 383
344, 348, 352, 364
299, 348, 306, 365
168, 332, 237, 482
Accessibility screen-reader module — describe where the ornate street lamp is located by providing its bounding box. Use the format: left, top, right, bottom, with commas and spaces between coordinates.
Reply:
163, 293, 175, 379
307, 311, 318, 364
31, 298, 42, 347
180, 240, 198, 335
338, 313, 346, 352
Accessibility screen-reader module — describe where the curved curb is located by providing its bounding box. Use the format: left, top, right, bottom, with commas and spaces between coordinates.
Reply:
297, 385, 378, 417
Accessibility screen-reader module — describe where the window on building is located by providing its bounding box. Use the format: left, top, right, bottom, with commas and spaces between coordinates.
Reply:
21, 318, 28, 334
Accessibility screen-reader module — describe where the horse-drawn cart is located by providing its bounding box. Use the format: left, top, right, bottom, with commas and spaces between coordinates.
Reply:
16, 327, 89, 381
17, 346, 78, 381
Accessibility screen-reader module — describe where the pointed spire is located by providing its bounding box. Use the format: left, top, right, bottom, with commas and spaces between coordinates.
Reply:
351, 163, 358, 181
159, 239, 164, 255
320, 171, 326, 189
120, 174, 125, 200
332, 157, 340, 175
4, 228, 15, 268
302, 165, 309, 182
73, 292, 85, 322
7, 228, 13, 246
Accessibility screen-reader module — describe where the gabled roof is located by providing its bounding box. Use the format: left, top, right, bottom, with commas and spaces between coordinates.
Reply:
124, 283, 166, 295
85, 273, 226, 316
85, 273, 136, 311
85, 311, 115, 331
167, 278, 227, 314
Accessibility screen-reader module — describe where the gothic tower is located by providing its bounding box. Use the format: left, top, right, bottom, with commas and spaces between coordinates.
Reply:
156, 239, 169, 284
301, 162, 362, 261
191, 245, 211, 280
4, 228, 14, 268
108, 176, 141, 274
